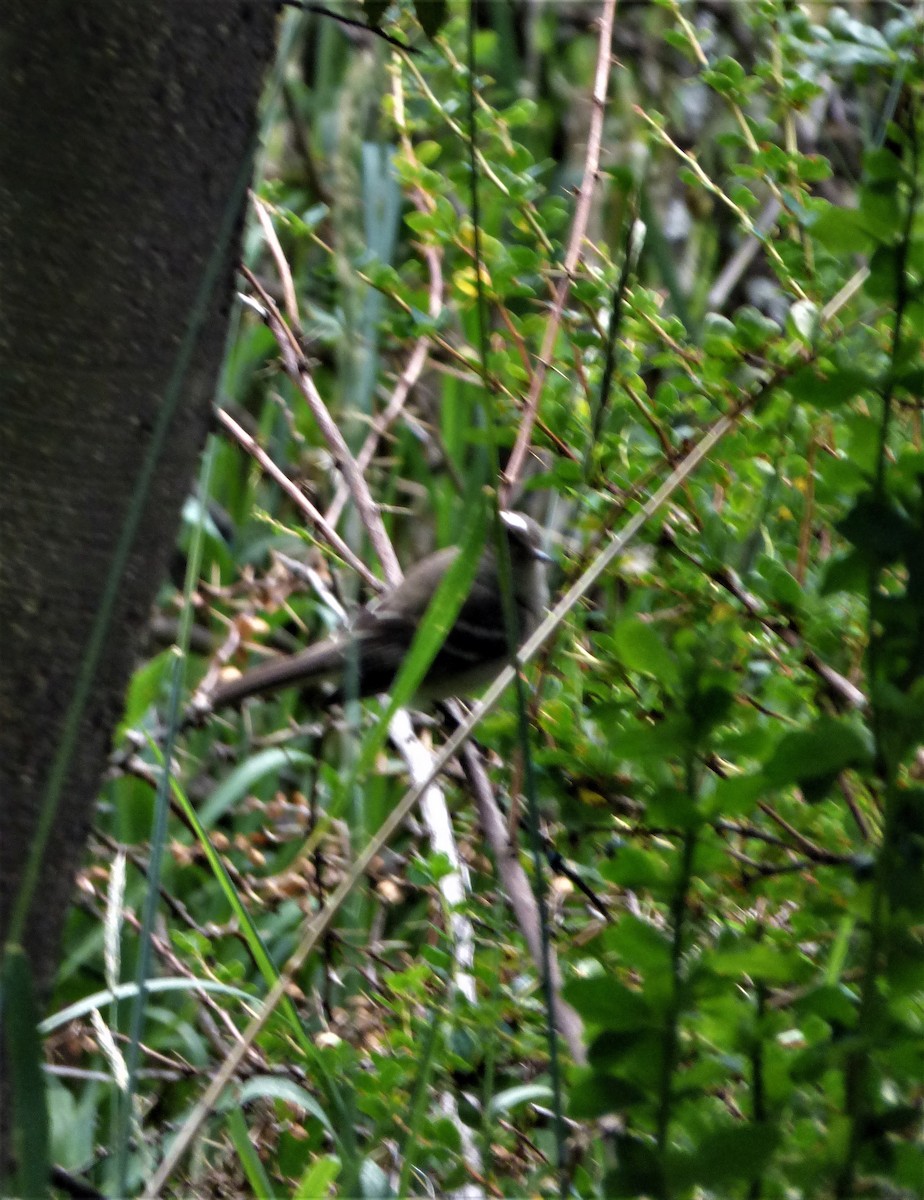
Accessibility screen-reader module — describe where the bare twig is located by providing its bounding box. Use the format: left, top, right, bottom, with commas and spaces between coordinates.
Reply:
251, 193, 300, 325
461, 739, 586, 1064
502, 0, 617, 502
707, 199, 782, 312
240, 264, 403, 584
757, 801, 841, 863
717, 562, 866, 711
236, 267, 482, 1010
215, 405, 381, 590
660, 524, 866, 713
633, 105, 810, 304
279, 1, 419, 54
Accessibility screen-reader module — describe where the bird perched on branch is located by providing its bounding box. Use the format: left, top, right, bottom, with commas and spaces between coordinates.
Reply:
195, 510, 550, 715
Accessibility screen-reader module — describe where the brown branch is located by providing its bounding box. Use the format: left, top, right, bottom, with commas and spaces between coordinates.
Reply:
501, 0, 617, 502
460, 740, 587, 1066
239, 264, 403, 585
756, 800, 840, 863
215, 405, 382, 590
251, 192, 300, 326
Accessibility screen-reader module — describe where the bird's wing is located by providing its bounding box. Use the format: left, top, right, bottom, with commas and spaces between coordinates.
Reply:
361, 548, 460, 624
345, 553, 461, 695
429, 553, 512, 673
377, 549, 514, 671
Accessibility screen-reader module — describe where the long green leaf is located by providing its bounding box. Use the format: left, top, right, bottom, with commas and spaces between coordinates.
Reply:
40, 977, 254, 1034
2, 947, 50, 1199
227, 1107, 274, 1200
198, 747, 314, 829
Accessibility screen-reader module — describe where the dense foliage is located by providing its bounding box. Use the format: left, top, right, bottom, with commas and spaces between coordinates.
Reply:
43, 2, 923, 1197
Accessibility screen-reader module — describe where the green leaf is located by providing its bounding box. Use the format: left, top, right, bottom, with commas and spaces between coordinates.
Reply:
414, 140, 441, 166
564, 977, 653, 1029
823, 39, 894, 69
611, 719, 685, 763
611, 617, 679, 685
228, 1107, 274, 1200
733, 305, 780, 349
600, 844, 671, 889
703, 56, 747, 95
40, 977, 254, 1034
819, 549, 869, 596
604, 914, 672, 973
763, 717, 871, 787
795, 153, 832, 183
413, 0, 448, 39
199, 748, 313, 828
404, 211, 435, 234
866, 243, 905, 300
2, 948, 50, 1200
604, 1133, 664, 1197
569, 1069, 645, 1119
787, 364, 870, 410
295, 1156, 342, 1200
358, 1157, 394, 1197
646, 782, 701, 830
238, 1075, 334, 1133
859, 189, 902, 244
119, 648, 174, 731
805, 202, 872, 253
838, 497, 913, 565
786, 299, 820, 345
702, 772, 764, 819
863, 146, 905, 183
158, 759, 313, 1057
668, 1122, 780, 1189
757, 559, 803, 609
690, 679, 735, 737
710, 941, 809, 985
487, 1083, 554, 1116
702, 312, 740, 360
794, 984, 858, 1027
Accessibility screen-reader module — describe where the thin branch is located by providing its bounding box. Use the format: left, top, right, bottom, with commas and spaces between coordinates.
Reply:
502, 0, 617, 501
251, 192, 300, 325
461, 738, 586, 1065
717, 562, 867, 711
215, 404, 382, 590
240, 264, 403, 584
279, 1, 419, 54
633, 105, 810, 303
234, 269, 481, 1017
662, 525, 867, 713
707, 199, 782, 312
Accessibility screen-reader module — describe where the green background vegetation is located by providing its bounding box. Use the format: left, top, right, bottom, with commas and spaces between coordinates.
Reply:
40, 2, 924, 1196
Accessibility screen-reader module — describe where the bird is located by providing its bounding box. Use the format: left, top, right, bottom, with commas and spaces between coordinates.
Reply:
199, 510, 551, 714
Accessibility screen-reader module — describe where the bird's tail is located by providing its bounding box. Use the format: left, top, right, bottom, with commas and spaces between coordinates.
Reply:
194, 635, 349, 716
